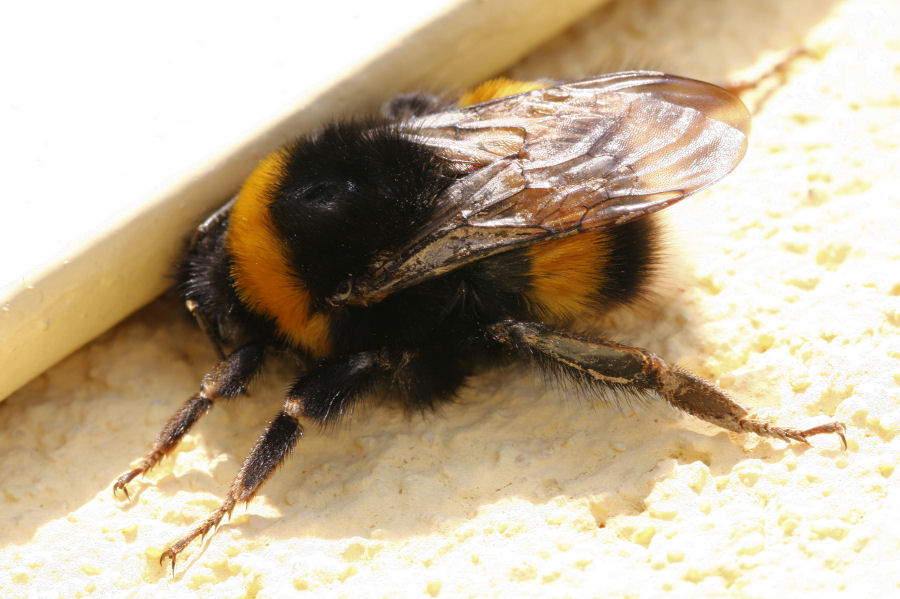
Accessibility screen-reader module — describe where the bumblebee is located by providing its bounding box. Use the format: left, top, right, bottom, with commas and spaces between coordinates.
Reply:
113, 72, 846, 568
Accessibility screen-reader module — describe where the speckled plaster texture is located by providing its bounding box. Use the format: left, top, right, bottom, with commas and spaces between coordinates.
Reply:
2, 0, 899, 596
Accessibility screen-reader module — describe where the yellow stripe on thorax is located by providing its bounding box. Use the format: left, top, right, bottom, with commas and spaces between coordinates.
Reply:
227, 149, 332, 357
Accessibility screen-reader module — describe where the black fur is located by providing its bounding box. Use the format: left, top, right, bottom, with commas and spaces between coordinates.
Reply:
175, 209, 269, 348
595, 217, 659, 309
290, 351, 384, 423
269, 120, 452, 305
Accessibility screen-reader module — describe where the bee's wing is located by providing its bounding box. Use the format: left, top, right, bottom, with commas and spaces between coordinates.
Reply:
345, 72, 750, 306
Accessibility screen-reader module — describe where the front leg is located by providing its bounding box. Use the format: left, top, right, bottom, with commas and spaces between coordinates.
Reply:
113, 344, 264, 498
489, 319, 846, 447
160, 351, 386, 571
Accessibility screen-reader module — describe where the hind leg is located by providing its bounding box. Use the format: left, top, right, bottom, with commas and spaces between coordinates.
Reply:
489, 319, 846, 447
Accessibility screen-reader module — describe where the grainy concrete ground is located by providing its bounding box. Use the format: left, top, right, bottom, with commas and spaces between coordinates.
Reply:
1, 0, 898, 596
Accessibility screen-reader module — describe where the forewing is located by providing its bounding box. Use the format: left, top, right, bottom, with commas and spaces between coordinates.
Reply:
344, 72, 750, 306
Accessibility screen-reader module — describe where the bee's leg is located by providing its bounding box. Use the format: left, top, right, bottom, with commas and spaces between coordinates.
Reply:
725, 48, 812, 112
489, 319, 846, 447
113, 344, 265, 498
159, 351, 384, 572
186, 195, 237, 255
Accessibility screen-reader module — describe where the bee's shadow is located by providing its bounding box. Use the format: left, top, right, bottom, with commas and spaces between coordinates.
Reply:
0, 243, 814, 557
189, 304, 802, 545
217, 364, 801, 546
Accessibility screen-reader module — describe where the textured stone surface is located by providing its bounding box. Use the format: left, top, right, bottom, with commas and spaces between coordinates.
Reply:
1, 0, 898, 596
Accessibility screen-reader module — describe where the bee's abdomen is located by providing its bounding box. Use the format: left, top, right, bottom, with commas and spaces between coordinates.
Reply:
524, 217, 659, 322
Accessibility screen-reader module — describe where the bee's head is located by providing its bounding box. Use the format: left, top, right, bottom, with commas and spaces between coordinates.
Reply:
225, 120, 448, 351
177, 204, 258, 350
